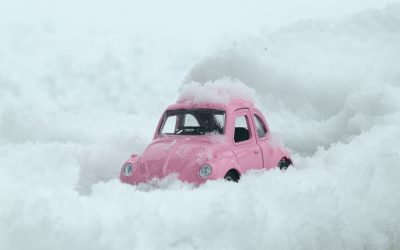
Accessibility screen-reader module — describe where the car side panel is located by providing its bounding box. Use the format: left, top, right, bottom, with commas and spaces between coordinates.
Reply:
231, 109, 264, 173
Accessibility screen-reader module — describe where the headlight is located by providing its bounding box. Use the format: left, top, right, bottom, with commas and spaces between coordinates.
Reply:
199, 164, 212, 179
122, 163, 134, 176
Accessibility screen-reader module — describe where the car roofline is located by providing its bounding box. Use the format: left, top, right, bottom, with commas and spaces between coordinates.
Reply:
166, 101, 254, 112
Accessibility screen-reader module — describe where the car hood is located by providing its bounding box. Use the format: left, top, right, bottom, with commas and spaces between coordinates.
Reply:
141, 136, 226, 179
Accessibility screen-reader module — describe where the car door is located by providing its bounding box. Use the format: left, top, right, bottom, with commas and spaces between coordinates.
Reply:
232, 109, 263, 172
252, 111, 275, 169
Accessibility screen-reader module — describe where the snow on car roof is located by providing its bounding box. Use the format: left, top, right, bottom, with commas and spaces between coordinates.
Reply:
176, 78, 256, 109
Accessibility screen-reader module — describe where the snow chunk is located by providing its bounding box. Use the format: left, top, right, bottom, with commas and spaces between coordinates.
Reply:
178, 78, 256, 106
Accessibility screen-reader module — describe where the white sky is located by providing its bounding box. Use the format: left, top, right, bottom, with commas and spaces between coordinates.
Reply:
1, 0, 399, 34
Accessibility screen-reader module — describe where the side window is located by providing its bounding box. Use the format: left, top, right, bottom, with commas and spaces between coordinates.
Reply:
234, 115, 250, 143
184, 114, 199, 126
254, 115, 267, 138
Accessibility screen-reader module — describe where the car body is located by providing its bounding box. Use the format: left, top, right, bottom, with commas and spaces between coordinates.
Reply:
120, 98, 292, 185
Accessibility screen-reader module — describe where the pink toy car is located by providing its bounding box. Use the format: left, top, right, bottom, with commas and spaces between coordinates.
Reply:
120, 98, 292, 185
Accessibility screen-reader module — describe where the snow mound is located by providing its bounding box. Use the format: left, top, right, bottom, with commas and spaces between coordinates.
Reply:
1, 3, 400, 250
185, 3, 400, 155
178, 78, 256, 106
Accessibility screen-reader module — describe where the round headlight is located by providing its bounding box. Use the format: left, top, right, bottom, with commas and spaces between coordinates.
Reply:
122, 163, 133, 177
199, 164, 212, 179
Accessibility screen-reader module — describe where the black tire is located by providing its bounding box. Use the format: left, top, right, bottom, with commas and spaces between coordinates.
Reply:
278, 158, 292, 171
224, 170, 240, 182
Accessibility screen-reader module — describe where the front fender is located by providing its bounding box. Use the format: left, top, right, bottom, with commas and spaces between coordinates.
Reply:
120, 154, 146, 184
208, 150, 241, 180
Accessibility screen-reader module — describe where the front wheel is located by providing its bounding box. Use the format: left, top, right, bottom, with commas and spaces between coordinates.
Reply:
224, 170, 240, 182
278, 158, 292, 171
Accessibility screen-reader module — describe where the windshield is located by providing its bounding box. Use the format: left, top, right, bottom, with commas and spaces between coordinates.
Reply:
159, 109, 225, 135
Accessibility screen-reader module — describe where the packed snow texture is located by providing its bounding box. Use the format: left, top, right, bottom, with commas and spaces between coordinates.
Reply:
1, 2, 400, 250
178, 79, 256, 106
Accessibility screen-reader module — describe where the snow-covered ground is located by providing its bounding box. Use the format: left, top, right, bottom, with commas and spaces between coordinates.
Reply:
1, 1, 400, 249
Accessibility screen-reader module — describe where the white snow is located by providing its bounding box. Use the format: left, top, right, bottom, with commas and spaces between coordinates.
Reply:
1, 1, 400, 250
178, 78, 256, 106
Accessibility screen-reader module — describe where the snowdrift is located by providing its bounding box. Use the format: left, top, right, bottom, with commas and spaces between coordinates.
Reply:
1, 4, 400, 250
178, 78, 256, 106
